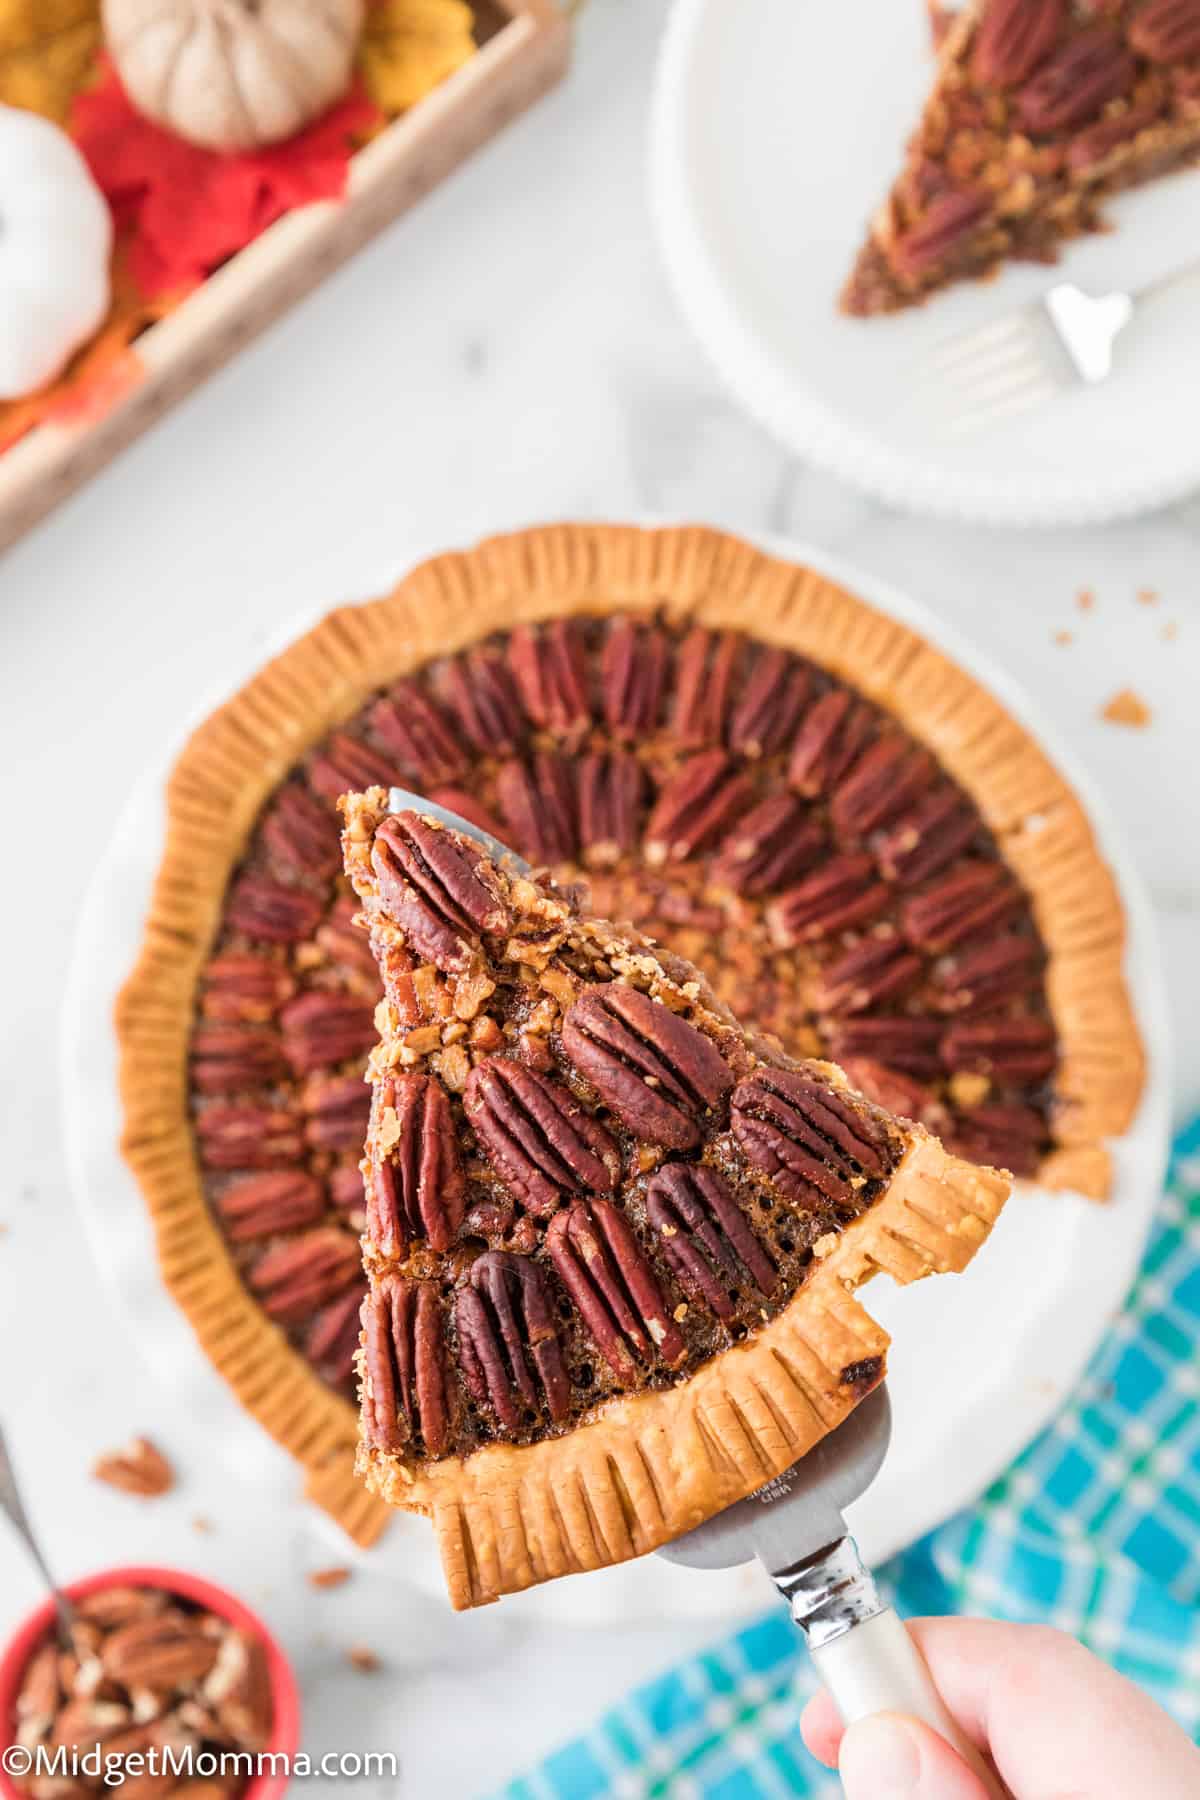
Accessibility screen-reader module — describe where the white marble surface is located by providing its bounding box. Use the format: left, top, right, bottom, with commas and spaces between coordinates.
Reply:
0, 3, 1197, 1795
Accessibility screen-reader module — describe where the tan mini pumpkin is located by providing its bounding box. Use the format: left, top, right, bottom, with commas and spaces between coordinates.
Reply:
102, 0, 366, 153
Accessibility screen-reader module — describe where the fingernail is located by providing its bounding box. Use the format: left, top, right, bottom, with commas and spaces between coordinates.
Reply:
838, 1713, 922, 1798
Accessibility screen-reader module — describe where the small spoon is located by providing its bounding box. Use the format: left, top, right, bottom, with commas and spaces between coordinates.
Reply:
0, 1422, 76, 1646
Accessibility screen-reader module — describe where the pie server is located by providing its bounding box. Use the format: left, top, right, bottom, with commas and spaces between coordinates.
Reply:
657, 1386, 1010, 1796
387, 791, 1007, 1792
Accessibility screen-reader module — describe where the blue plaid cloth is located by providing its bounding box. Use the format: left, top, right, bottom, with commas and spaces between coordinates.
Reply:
502, 1120, 1200, 1799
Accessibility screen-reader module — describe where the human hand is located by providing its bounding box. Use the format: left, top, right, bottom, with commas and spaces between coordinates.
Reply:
800, 1617, 1200, 1798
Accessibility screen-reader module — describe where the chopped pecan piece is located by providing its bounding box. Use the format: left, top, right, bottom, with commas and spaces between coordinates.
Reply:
562, 985, 733, 1149
306, 1283, 366, 1385
441, 646, 526, 755
190, 1023, 283, 1094
363, 1276, 452, 1455
369, 1072, 465, 1255
645, 1164, 776, 1320
767, 855, 891, 944
644, 750, 755, 865
547, 1198, 686, 1377
815, 935, 923, 1015
280, 990, 377, 1074
455, 1251, 570, 1426
732, 1068, 892, 1209
464, 1058, 619, 1215
372, 811, 510, 971
669, 627, 741, 748
711, 794, 825, 896
248, 1228, 361, 1321
578, 750, 644, 866
1015, 28, 1134, 134
941, 1017, 1057, 1084
828, 1015, 945, 1078
971, 0, 1065, 87
902, 862, 1024, 952
729, 647, 811, 758
946, 1102, 1047, 1175
195, 1104, 304, 1169
302, 1073, 371, 1152
261, 783, 341, 879
308, 733, 399, 803
200, 953, 295, 1023
933, 933, 1041, 1013
496, 753, 578, 865
876, 787, 978, 887
92, 1439, 175, 1499
224, 874, 323, 945
508, 619, 591, 740
788, 690, 876, 797
217, 1170, 325, 1242
370, 682, 465, 783
1129, 0, 1200, 63
602, 616, 668, 740
831, 737, 934, 841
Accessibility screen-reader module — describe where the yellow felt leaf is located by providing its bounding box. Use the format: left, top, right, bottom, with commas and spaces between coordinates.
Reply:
358, 0, 476, 117
0, 4, 99, 122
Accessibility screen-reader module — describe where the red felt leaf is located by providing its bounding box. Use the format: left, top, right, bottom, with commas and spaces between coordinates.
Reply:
70, 60, 382, 298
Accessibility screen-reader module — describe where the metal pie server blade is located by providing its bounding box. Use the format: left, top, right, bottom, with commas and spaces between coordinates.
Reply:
389, 787, 531, 875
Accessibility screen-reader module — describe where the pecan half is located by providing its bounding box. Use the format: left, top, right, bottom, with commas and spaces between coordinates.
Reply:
302, 1073, 371, 1152
1129, 0, 1200, 64
946, 1102, 1046, 1176
508, 619, 590, 740
602, 617, 668, 740
889, 190, 992, 282
645, 1164, 776, 1320
330, 1162, 367, 1213
644, 750, 755, 865
370, 682, 465, 783
1016, 28, 1135, 134
830, 738, 934, 841
941, 1017, 1057, 1083
828, 1015, 945, 1078
190, 1024, 283, 1094
15, 1643, 59, 1742
578, 751, 644, 866
314, 896, 379, 983
1068, 96, 1165, 169
562, 985, 733, 1149
788, 690, 876, 796
425, 786, 507, 845
200, 953, 296, 1023
901, 862, 1023, 951
496, 753, 577, 865
547, 1199, 686, 1376
362, 1275, 452, 1455
217, 1170, 325, 1242
305, 1283, 366, 1385
839, 1057, 941, 1126
669, 627, 740, 748
710, 794, 825, 896
195, 1104, 303, 1169
464, 1058, 619, 1215
370, 1072, 465, 1254
279, 990, 376, 1074
307, 733, 399, 804
732, 1068, 892, 1209
248, 1228, 361, 1320
224, 874, 323, 945
102, 1618, 219, 1690
455, 1251, 570, 1426
372, 811, 509, 971
767, 855, 891, 944
815, 935, 923, 1015
92, 1439, 175, 1499
876, 786, 978, 888
729, 648, 811, 758
261, 783, 341, 880
933, 933, 1040, 1013
971, 0, 1065, 87
441, 645, 526, 755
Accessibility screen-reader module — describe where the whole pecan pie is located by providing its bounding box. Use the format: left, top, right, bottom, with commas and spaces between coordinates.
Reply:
343, 794, 1012, 1606
843, 0, 1200, 315
116, 524, 1143, 1549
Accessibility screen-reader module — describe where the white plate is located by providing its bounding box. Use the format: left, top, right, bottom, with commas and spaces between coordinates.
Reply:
62, 526, 1170, 1625
651, 0, 1200, 526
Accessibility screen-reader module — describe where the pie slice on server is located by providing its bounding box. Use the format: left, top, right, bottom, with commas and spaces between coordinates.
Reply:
842, 0, 1200, 316
340, 790, 1010, 1608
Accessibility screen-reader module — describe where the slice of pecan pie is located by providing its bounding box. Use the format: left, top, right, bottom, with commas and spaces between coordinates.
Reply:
341, 791, 1010, 1607
843, 0, 1200, 315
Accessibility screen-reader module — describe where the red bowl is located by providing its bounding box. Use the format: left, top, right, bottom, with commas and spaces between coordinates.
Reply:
0, 1566, 300, 1800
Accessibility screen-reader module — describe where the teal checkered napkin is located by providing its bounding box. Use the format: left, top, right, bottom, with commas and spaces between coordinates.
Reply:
500, 1120, 1200, 1799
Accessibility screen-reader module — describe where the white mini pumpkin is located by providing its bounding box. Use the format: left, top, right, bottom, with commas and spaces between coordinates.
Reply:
0, 106, 113, 403
103, 0, 366, 153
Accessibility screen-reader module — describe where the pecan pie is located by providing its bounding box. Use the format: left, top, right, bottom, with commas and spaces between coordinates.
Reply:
343, 794, 1010, 1606
843, 0, 1200, 315
116, 524, 1142, 1548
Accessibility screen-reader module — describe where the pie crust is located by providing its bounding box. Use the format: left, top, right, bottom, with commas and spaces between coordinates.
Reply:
116, 523, 1144, 1550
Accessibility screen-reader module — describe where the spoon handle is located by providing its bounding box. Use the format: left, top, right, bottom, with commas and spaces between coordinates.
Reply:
0, 1422, 73, 1638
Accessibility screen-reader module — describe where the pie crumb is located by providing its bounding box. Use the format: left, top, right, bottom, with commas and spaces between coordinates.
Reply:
1163, 621, 1178, 642
1136, 588, 1159, 606
1052, 629, 1073, 647
192, 1516, 213, 1534
1076, 588, 1095, 612
1100, 689, 1152, 730
309, 1567, 352, 1590
346, 1646, 381, 1673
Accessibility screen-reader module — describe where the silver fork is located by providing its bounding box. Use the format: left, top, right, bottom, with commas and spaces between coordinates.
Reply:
922, 259, 1200, 433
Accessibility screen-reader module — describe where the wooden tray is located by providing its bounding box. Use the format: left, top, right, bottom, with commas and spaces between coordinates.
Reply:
0, 0, 570, 556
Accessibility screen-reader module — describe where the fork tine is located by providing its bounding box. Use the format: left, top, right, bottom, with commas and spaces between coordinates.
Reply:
926, 309, 1039, 372
947, 376, 1061, 434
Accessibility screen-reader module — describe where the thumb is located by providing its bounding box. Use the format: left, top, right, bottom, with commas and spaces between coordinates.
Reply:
839, 1712, 997, 1800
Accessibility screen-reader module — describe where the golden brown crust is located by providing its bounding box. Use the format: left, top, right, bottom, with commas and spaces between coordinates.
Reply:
359, 1133, 1007, 1608
117, 523, 1143, 1536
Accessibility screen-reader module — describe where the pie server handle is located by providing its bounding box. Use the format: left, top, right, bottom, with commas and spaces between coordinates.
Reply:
812, 1611, 1013, 1798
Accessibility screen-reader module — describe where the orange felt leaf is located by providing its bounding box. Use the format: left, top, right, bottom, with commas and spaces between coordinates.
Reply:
70, 61, 384, 299
0, 0, 100, 122
358, 0, 476, 117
